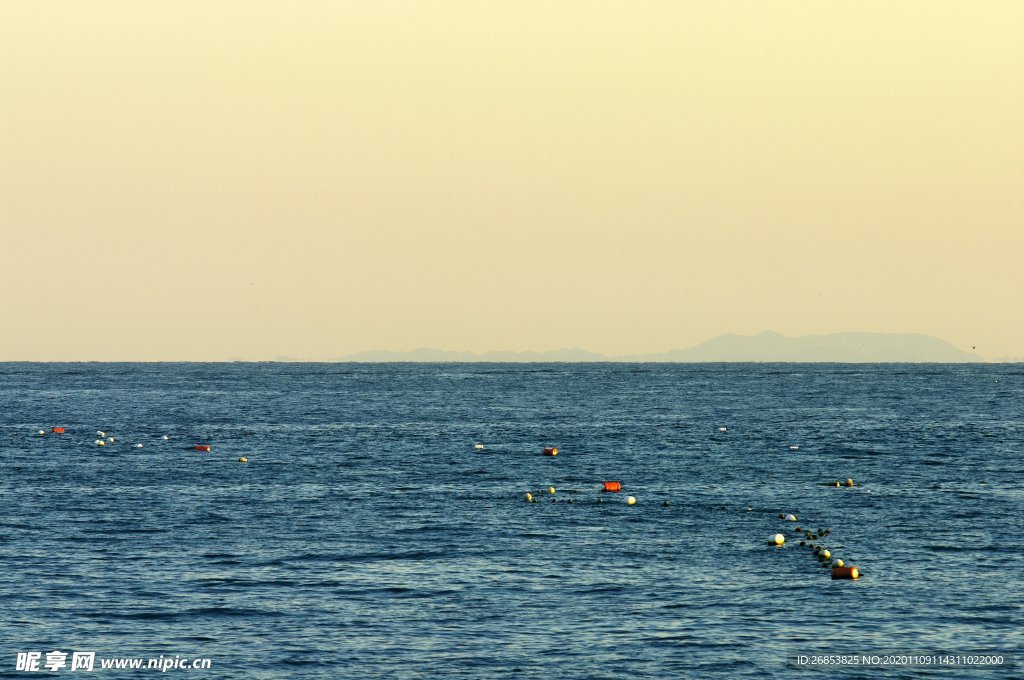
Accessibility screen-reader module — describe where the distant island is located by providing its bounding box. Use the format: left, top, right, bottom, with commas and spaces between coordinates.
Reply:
337, 332, 985, 363
340, 348, 607, 362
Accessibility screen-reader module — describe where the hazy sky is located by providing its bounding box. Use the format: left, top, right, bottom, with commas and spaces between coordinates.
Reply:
2, 1, 1022, 360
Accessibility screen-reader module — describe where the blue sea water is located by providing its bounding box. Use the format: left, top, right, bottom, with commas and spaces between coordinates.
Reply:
0, 362, 1021, 678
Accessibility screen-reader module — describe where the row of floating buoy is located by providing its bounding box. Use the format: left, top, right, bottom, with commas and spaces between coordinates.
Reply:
533, 432, 800, 459
37, 427, 170, 448
192, 444, 248, 464
36, 428, 247, 462
524, 487, 638, 505
770, 511, 861, 580
523, 473, 643, 505
524, 429, 802, 459
820, 478, 860, 578
534, 443, 649, 504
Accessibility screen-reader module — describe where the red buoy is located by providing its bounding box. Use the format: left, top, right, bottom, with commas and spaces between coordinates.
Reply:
831, 566, 860, 580
51, 427, 66, 434
543, 447, 559, 456
194, 444, 212, 452
602, 481, 622, 492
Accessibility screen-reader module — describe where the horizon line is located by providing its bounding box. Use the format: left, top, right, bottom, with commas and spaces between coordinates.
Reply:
1, 331, 1012, 363
1, 359, 1018, 364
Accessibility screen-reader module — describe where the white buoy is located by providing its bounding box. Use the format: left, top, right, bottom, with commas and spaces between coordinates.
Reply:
94, 439, 105, 447
626, 496, 637, 505
107, 437, 115, 443
474, 443, 485, 450
161, 435, 169, 440
135, 443, 144, 448
97, 431, 105, 437
37, 430, 45, 436
771, 533, 785, 546
785, 514, 797, 521
718, 427, 728, 432
789, 445, 800, 450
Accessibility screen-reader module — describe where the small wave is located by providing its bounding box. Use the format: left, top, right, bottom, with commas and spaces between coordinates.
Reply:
926, 544, 1003, 553
647, 634, 701, 645
260, 549, 451, 564
185, 606, 285, 618
574, 584, 625, 594
112, 610, 182, 621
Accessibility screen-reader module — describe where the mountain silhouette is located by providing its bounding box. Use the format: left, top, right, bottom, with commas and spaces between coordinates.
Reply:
623, 331, 983, 362
337, 332, 983, 362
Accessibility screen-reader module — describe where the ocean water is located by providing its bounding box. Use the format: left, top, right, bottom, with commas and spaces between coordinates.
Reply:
0, 362, 1021, 678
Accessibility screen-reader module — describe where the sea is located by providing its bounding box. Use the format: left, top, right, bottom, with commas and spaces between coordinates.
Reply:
0, 362, 1020, 678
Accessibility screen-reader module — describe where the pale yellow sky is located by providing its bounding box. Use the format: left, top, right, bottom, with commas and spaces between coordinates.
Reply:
2, 1, 1021, 360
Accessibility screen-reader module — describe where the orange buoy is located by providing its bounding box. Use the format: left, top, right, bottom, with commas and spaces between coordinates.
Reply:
194, 444, 212, 452
51, 427, 66, 434
602, 481, 622, 493
543, 447, 559, 456
831, 566, 860, 580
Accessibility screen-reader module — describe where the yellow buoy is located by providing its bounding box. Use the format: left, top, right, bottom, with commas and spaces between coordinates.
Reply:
834, 559, 844, 568
771, 533, 785, 546
846, 478, 854, 487
785, 514, 797, 521
626, 496, 637, 506
549, 486, 556, 494
524, 492, 533, 502
821, 549, 831, 560
238, 457, 249, 463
